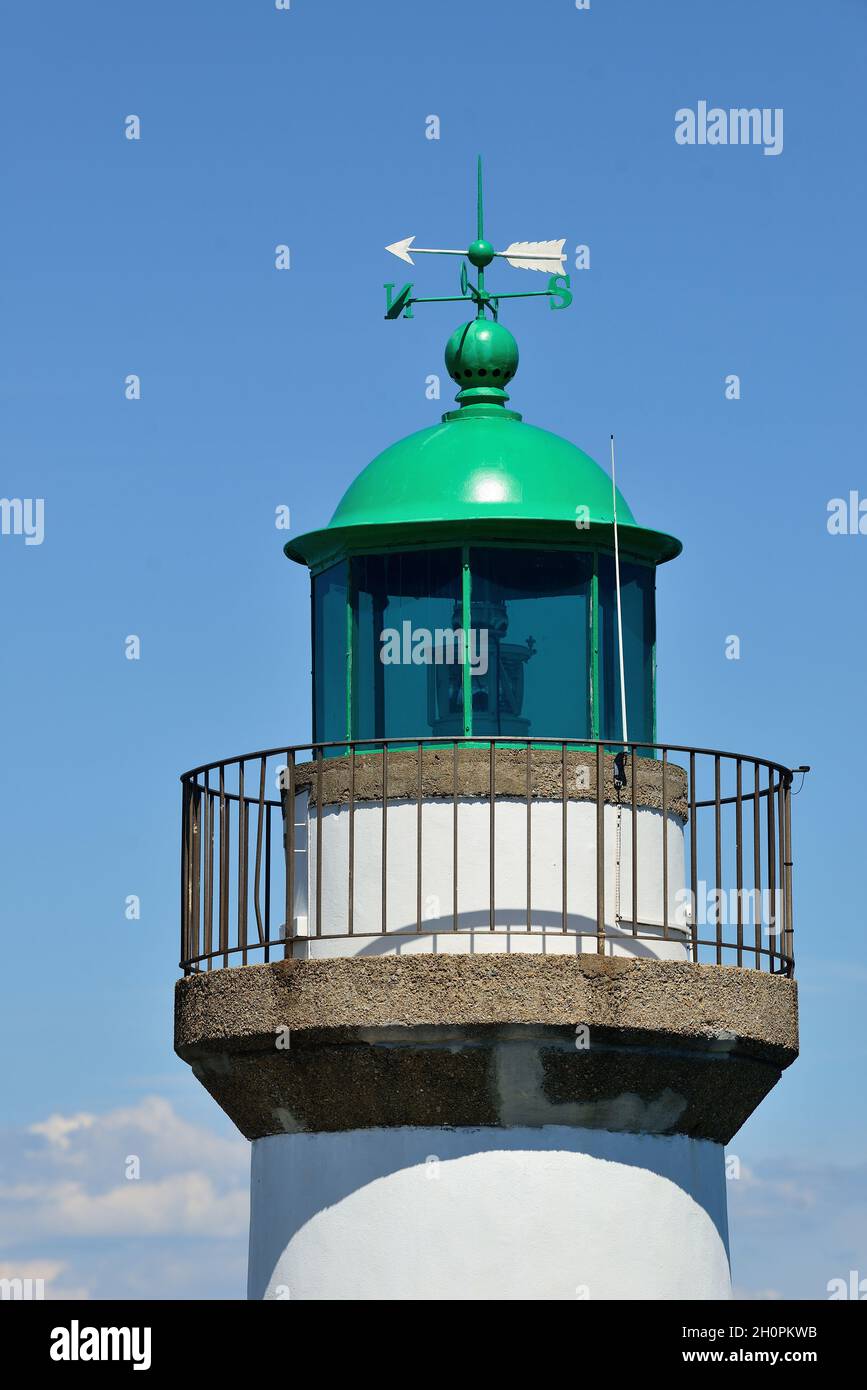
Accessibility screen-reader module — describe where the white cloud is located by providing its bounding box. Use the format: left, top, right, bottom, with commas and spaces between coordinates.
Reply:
29, 1113, 96, 1152
0, 1096, 249, 1299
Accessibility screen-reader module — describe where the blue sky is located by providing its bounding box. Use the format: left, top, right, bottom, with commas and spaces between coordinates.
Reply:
1, 0, 865, 1299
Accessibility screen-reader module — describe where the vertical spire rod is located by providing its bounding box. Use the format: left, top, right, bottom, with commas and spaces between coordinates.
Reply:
476, 154, 485, 307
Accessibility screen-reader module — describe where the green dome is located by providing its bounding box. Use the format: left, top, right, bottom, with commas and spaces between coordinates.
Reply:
285, 404, 681, 572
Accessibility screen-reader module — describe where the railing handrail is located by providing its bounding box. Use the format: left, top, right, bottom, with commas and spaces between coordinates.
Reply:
179, 736, 797, 979
180, 736, 796, 785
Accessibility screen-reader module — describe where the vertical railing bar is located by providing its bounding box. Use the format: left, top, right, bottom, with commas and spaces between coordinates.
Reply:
201, 784, 210, 970
190, 784, 201, 969
238, 760, 248, 966
689, 751, 697, 963
315, 748, 323, 938
631, 746, 638, 937
784, 773, 794, 975
753, 761, 762, 968
561, 743, 568, 933
417, 742, 423, 933
264, 801, 271, 963
284, 752, 295, 960
219, 765, 229, 968
382, 743, 388, 936
204, 771, 214, 968
452, 740, 458, 932
767, 765, 777, 970
714, 754, 722, 965
778, 771, 786, 973
181, 780, 191, 972
596, 742, 605, 954
662, 748, 669, 938
253, 756, 266, 946
526, 742, 532, 932
489, 741, 495, 930
735, 759, 743, 967
348, 745, 356, 936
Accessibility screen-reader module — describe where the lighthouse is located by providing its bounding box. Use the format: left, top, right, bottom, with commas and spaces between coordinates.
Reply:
174, 163, 799, 1301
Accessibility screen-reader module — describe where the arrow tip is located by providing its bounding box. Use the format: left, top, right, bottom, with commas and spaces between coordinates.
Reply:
385, 236, 415, 264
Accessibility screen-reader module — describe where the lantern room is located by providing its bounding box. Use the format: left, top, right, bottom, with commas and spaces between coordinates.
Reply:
284, 320, 681, 748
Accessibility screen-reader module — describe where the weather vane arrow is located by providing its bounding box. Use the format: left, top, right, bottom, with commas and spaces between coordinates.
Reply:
383, 156, 572, 322
386, 235, 567, 274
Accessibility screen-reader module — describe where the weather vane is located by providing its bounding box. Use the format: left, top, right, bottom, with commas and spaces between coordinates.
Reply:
384, 156, 572, 322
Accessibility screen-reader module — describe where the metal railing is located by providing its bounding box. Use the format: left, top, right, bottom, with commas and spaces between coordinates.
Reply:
180, 738, 796, 977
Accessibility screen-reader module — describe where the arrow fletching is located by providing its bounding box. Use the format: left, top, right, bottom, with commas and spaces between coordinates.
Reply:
498, 239, 567, 273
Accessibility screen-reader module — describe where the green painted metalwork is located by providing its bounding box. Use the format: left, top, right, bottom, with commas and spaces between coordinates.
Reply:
345, 566, 354, 746
590, 556, 600, 741
296, 154, 676, 753
461, 546, 472, 737
381, 157, 571, 324
286, 412, 680, 573
318, 544, 655, 747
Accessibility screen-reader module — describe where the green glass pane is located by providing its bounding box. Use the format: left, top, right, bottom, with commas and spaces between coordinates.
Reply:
469, 549, 592, 739
312, 561, 348, 745
353, 550, 463, 741
598, 555, 655, 746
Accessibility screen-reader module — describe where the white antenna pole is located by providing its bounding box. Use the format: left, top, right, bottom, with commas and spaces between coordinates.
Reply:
610, 434, 629, 746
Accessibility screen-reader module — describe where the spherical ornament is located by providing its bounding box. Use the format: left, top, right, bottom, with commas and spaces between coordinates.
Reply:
467, 238, 495, 269
444, 319, 519, 390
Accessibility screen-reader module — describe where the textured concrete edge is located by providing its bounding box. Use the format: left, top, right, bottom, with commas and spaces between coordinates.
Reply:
291, 748, 689, 820
174, 953, 799, 1060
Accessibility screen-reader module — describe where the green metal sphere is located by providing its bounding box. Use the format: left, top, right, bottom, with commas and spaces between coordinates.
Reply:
445, 319, 519, 389
467, 238, 495, 268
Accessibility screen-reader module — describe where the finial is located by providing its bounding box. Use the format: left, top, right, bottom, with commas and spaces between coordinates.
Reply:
444, 319, 519, 412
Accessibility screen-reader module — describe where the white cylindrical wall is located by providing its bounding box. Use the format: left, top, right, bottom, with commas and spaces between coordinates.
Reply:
291, 794, 689, 961
248, 1126, 730, 1301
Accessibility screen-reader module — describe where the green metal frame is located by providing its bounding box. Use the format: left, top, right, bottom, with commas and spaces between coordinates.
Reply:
461, 546, 473, 737
316, 542, 656, 747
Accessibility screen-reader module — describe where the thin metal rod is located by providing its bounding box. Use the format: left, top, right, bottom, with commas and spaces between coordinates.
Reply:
526, 744, 532, 931
736, 759, 744, 967
662, 748, 669, 938
631, 747, 638, 937
714, 755, 722, 965
783, 774, 794, 974
382, 744, 388, 936
238, 761, 247, 966
315, 750, 323, 938
253, 757, 266, 945
181, 782, 191, 971
284, 753, 294, 959
561, 743, 568, 933
753, 761, 762, 967
218, 765, 228, 968
767, 766, 777, 968
348, 746, 356, 936
204, 772, 214, 967
596, 743, 605, 953
610, 434, 629, 744
452, 740, 458, 932
489, 742, 495, 930
689, 751, 697, 963
264, 801, 271, 963
417, 743, 423, 932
